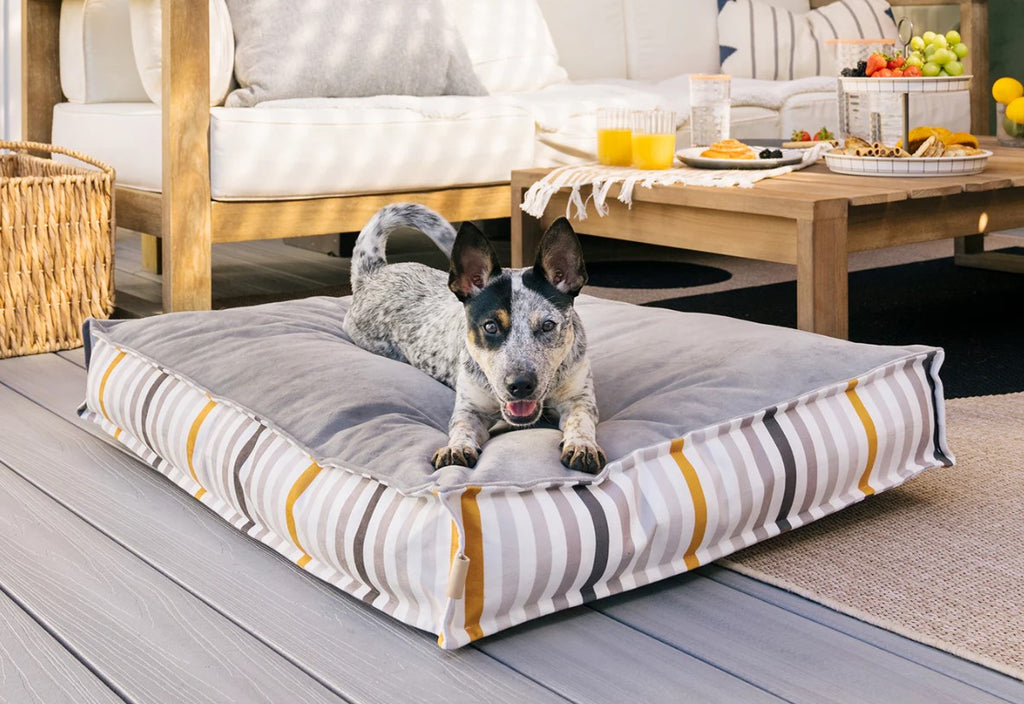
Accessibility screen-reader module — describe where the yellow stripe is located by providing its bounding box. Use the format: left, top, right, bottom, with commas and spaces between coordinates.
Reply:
461, 486, 485, 642
186, 399, 217, 488
670, 438, 707, 570
97, 350, 126, 423
286, 461, 323, 566
846, 379, 879, 496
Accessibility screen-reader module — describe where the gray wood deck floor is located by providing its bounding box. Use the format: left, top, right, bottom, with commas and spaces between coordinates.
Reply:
3, 233, 1024, 703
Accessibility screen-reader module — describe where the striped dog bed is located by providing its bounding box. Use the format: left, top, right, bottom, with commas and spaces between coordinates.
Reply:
79, 295, 952, 648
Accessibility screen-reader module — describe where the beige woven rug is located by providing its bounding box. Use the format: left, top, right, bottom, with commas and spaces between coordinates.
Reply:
720, 392, 1024, 681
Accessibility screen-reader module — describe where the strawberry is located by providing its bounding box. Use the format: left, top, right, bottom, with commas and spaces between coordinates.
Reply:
813, 126, 834, 141
902, 65, 922, 78
887, 55, 906, 70
865, 52, 888, 77
792, 129, 812, 142
873, 67, 895, 78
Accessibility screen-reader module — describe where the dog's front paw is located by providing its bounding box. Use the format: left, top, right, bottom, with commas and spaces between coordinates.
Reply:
432, 445, 481, 470
560, 440, 606, 474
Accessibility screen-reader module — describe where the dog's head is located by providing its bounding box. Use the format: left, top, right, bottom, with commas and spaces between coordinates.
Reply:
448, 218, 588, 427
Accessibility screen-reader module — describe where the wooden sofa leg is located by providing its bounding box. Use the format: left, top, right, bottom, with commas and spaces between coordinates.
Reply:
141, 234, 163, 274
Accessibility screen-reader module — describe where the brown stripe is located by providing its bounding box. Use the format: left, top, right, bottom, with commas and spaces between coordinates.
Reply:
352, 483, 387, 603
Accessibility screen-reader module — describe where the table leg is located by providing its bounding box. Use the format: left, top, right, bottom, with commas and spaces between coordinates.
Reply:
796, 203, 849, 339
510, 177, 543, 268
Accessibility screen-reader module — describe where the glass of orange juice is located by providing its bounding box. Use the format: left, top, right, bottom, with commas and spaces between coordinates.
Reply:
596, 108, 633, 166
632, 109, 677, 170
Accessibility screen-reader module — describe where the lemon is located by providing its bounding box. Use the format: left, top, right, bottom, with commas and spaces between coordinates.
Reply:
1006, 97, 1024, 124
992, 77, 1024, 105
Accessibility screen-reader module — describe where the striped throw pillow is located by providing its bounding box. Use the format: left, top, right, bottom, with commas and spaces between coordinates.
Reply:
718, 0, 898, 80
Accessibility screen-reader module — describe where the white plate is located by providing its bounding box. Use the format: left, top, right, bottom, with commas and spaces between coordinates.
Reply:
823, 150, 991, 177
677, 146, 804, 170
838, 75, 971, 94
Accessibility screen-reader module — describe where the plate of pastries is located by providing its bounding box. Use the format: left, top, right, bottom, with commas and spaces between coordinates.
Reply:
824, 128, 990, 177
677, 139, 805, 169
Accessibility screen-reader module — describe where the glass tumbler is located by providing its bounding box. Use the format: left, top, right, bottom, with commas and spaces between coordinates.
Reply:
689, 74, 731, 148
596, 108, 633, 166
631, 109, 677, 170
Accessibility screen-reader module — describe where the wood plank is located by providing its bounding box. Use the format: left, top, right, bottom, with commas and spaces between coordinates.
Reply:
209, 185, 511, 242
796, 200, 848, 338
534, 192, 801, 265
56, 348, 87, 368
0, 591, 123, 704
0, 463, 344, 704
705, 566, 1024, 703
594, 573, 1012, 704
0, 358, 571, 704
848, 189, 1024, 251
20, 0, 61, 144
162, 0, 212, 311
477, 608, 785, 704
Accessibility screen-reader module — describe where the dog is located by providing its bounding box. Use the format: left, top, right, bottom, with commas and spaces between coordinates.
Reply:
343, 203, 605, 474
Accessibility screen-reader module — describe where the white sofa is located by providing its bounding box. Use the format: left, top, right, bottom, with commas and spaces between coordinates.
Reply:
28, 0, 982, 311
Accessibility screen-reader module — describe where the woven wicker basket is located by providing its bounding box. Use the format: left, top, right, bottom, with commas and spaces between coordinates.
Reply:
1, 141, 115, 358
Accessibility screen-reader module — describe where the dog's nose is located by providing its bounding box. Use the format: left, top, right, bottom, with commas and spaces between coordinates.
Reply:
505, 373, 536, 399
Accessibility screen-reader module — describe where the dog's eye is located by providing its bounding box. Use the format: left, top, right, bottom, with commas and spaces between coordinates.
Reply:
483, 321, 499, 335
541, 320, 557, 333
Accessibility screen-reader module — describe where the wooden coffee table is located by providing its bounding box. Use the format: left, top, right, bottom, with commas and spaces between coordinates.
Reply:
510, 138, 1024, 339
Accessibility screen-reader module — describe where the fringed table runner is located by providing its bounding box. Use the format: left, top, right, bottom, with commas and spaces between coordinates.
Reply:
521, 142, 833, 220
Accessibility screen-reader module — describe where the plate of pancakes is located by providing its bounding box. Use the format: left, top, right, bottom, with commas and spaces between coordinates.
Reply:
677, 139, 804, 169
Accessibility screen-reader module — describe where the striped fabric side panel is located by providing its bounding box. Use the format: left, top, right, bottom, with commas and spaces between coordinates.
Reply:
80, 335, 450, 636
440, 351, 950, 648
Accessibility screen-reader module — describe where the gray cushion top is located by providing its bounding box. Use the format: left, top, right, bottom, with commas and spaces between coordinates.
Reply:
86, 295, 937, 494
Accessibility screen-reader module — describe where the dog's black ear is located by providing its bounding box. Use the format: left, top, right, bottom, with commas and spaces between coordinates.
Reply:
533, 218, 588, 297
449, 221, 502, 301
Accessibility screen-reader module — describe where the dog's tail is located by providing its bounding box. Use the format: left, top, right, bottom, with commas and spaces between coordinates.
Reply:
349, 203, 458, 292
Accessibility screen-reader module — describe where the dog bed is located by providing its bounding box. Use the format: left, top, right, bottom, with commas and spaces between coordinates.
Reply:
79, 294, 952, 648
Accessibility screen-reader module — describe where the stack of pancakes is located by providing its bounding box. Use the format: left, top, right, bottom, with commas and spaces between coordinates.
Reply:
700, 139, 756, 160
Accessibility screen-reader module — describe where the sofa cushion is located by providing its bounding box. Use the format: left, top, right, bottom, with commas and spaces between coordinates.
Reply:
536, 0, 811, 81
719, 0, 898, 80
78, 294, 952, 648
223, 0, 488, 107
59, 0, 149, 103
128, 0, 235, 106
51, 98, 535, 197
443, 0, 569, 93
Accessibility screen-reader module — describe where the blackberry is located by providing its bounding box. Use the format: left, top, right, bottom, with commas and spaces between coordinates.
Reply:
759, 148, 774, 158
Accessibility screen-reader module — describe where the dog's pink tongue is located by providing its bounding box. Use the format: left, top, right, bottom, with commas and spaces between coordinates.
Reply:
506, 400, 538, 418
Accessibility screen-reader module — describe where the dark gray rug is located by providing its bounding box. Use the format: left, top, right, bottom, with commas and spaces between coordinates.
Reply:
645, 250, 1024, 398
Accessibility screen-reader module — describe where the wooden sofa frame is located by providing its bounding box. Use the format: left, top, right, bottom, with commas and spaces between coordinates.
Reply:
22, 0, 989, 312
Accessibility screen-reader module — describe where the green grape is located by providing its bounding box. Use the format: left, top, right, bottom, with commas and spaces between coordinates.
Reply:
910, 36, 925, 52
905, 54, 925, 68
953, 42, 969, 59
922, 30, 937, 43
943, 60, 964, 77
945, 30, 961, 45
930, 34, 948, 49
922, 61, 941, 77
924, 44, 939, 59
933, 48, 956, 66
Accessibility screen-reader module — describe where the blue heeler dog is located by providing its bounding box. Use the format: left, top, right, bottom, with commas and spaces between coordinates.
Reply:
343, 203, 606, 474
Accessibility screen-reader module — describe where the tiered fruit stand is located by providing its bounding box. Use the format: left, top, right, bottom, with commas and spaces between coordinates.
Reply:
824, 74, 991, 177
